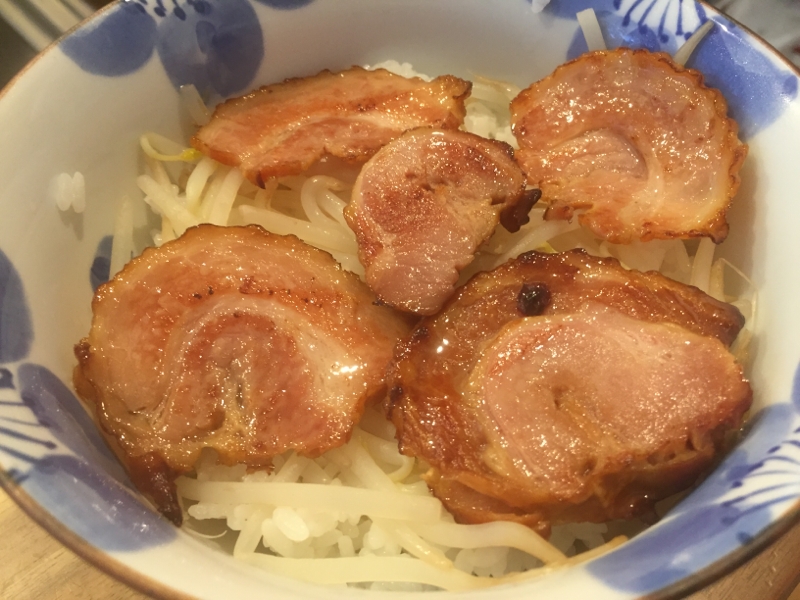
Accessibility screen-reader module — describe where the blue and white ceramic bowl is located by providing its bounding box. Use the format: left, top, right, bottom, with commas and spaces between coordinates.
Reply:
1, 1, 799, 598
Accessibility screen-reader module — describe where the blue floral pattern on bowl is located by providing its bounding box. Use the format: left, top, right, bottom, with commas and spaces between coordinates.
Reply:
0, 248, 176, 551
0, 249, 32, 363
1, 0, 799, 597
61, 0, 799, 136
588, 370, 800, 592
61, 0, 289, 97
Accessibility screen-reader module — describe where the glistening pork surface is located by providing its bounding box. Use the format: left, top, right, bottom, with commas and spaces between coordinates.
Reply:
346, 128, 538, 315
388, 250, 751, 534
193, 67, 472, 186
511, 49, 747, 244
74, 225, 411, 524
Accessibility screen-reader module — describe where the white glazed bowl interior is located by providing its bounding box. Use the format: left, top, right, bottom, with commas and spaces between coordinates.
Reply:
1, 1, 800, 599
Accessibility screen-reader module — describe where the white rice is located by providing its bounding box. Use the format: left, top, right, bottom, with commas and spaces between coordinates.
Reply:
52, 171, 86, 213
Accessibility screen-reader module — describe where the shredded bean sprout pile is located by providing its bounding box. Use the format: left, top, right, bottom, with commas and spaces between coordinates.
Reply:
178, 408, 627, 591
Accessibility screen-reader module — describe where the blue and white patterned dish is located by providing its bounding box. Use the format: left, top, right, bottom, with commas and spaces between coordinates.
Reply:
709, 0, 800, 67
1, 1, 799, 598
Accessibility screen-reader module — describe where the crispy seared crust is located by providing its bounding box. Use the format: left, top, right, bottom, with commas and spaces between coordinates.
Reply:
511, 48, 748, 244
388, 250, 751, 531
345, 127, 537, 315
192, 66, 472, 185
74, 224, 411, 521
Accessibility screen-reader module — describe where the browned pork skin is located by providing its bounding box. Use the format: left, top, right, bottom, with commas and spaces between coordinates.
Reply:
74, 225, 412, 524
511, 48, 747, 244
192, 67, 472, 186
388, 250, 751, 534
345, 128, 539, 315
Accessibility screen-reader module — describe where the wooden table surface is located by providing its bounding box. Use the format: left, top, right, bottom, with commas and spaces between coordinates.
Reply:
2, 489, 800, 600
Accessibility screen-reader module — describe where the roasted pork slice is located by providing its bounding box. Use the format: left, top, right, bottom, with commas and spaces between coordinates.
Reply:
388, 250, 751, 533
74, 225, 412, 524
511, 48, 747, 244
192, 67, 472, 186
345, 128, 539, 315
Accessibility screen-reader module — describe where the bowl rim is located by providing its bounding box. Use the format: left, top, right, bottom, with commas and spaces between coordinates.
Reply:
1, 0, 800, 598
0, 476, 193, 600
648, 500, 800, 599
